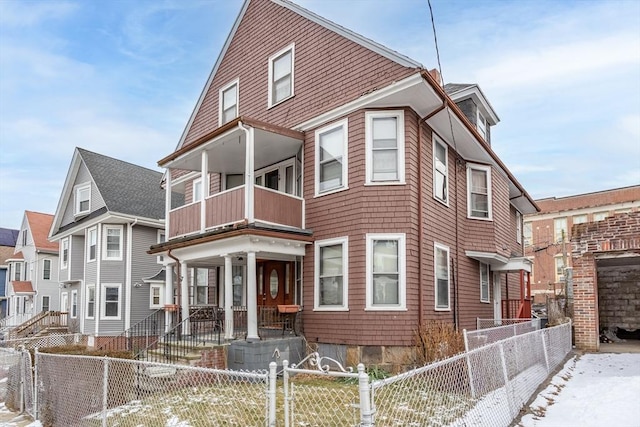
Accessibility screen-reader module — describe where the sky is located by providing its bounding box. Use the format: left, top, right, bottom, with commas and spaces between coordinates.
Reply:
0, 0, 639, 230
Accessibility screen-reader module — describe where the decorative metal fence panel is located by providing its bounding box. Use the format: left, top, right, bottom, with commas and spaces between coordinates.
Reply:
465, 318, 541, 351
35, 352, 270, 426
371, 321, 572, 427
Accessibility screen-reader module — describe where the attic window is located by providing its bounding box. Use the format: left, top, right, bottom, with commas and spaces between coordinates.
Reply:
477, 111, 487, 140
75, 184, 91, 216
268, 44, 294, 107
219, 79, 239, 125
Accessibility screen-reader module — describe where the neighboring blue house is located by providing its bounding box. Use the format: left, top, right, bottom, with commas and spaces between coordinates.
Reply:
0, 228, 19, 318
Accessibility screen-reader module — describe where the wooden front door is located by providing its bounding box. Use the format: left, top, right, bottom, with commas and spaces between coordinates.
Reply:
258, 261, 289, 307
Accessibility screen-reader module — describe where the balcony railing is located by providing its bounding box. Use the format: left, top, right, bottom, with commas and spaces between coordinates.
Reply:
169, 185, 303, 238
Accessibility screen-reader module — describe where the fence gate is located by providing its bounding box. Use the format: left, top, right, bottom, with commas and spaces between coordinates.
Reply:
282, 352, 372, 427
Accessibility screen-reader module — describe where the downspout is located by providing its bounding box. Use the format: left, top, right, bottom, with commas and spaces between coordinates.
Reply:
167, 249, 182, 324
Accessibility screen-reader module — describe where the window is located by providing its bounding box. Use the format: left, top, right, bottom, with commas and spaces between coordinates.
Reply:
150, 285, 163, 308
193, 268, 208, 305
75, 184, 90, 215
71, 290, 78, 318
480, 263, 490, 303
42, 296, 50, 312
268, 44, 294, 107
103, 225, 123, 260
219, 79, 239, 125
314, 237, 348, 310
43, 259, 51, 280
232, 266, 244, 306
315, 119, 348, 195
593, 211, 608, 221
366, 234, 406, 310
516, 211, 522, 244
434, 243, 450, 310
225, 174, 244, 190
477, 111, 487, 140
101, 284, 122, 320
524, 222, 533, 247
157, 230, 166, 264
13, 262, 22, 281
555, 257, 565, 283
366, 111, 405, 184
433, 136, 448, 204
21, 229, 27, 246
554, 217, 567, 242
467, 163, 492, 219
192, 178, 203, 203
86, 285, 95, 319
61, 238, 69, 269
87, 227, 97, 262
573, 214, 587, 225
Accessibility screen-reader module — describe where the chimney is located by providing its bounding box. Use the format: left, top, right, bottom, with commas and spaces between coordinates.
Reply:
428, 68, 443, 86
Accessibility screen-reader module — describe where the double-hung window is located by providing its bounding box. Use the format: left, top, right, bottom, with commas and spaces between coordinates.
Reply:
315, 119, 348, 195
555, 256, 565, 283
480, 263, 490, 303
219, 79, 239, 125
71, 290, 78, 318
150, 285, 163, 308
435, 243, 450, 310
101, 283, 121, 320
366, 111, 405, 184
366, 234, 406, 310
193, 268, 208, 305
61, 238, 69, 270
573, 214, 587, 225
86, 285, 95, 319
477, 111, 487, 140
43, 259, 51, 280
516, 211, 522, 244
157, 230, 165, 264
192, 178, 203, 203
314, 237, 348, 310
467, 163, 492, 219
524, 222, 533, 247
433, 136, 448, 204
554, 217, 567, 243
268, 44, 294, 107
21, 229, 27, 246
75, 184, 90, 216
103, 225, 122, 260
87, 227, 97, 262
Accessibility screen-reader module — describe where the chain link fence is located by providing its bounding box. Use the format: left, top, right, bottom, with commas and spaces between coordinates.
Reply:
370, 321, 572, 427
476, 317, 540, 330
1, 333, 85, 350
0, 347, 34, 418
465, 318, 541, 351
35, 352, 270, 426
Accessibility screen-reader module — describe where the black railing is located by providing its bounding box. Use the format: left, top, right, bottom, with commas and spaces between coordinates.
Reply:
98, 309, 167, 353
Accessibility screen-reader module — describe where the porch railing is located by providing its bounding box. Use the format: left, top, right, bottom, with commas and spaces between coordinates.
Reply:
8, 311, 68, 340
501, 298, 532, 319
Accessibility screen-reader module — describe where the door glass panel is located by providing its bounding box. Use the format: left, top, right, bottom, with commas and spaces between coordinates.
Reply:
265, 170, 279, 190
270, 270, 278, 299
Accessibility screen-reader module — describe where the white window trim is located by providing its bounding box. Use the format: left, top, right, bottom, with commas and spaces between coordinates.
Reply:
87, 226, 97, 263
218, 78, 239, 126
102, 225, 123, 261
268, 43, 295, 108
516, 211, 522, 244
554, 256, 565, 283
74, 183, 91, 216
70, 290, 78, 318
150, 284, 164, 309
365, 233, 406, 311
466, 163, 492, 220
192, 177, 203, 203
42, 258, 51, 281
477, 110, 487, 140
86, 284, 96, 320
101, 283, 122, 320
157, 230, 166, 264
434, 242, 451, 311
480, 263, 490, 303
554, 217, 567, 243
61, 238, 69, 270
314, 236, 349, 311
314, 118, 349, 197
433, 135, 449, 205
365, 110, 405, 185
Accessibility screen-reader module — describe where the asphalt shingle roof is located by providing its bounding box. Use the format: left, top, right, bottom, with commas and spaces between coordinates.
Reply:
77, 148, 165, 220
25, 211, 57, 252
443, 83, 475, 95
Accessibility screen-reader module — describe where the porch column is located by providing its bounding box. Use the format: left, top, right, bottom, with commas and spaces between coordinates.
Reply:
180, 261, 190, 335
200, 151, 208, 232
224, 256, 234, 340
243, 124, 255, 223
246, 251, 259, 341
165, 169, 171, 236
165, 265, 174, 333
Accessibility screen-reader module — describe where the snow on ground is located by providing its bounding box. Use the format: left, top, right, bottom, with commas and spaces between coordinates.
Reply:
518, 353, 640, 427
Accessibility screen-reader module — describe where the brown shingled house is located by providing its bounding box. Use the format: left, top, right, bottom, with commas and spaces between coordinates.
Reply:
149, 0, 538, 367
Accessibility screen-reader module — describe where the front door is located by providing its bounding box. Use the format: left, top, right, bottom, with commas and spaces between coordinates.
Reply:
258, 262, 286, 307
493, 273, 502, 323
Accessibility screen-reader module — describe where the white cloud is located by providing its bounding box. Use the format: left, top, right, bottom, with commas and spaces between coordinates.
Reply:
0, 1, 77, 27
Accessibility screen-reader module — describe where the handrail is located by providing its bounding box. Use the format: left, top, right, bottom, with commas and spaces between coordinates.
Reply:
8, 311, 68, 340
98, 309, 167, 353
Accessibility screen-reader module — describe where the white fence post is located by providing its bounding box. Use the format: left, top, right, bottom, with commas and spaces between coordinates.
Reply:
102, 357, 109, 427
283, 360, 290, 427
358, 364, 373, 426
463, 329, 469, 352
268, 362, 277, 427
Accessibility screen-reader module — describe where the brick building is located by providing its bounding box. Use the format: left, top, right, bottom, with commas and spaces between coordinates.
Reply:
524, 185, 640, 304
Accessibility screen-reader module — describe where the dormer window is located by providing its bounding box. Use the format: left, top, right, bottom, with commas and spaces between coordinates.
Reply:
75, 184, 91, 216
268, 44, 294, 107
219, 79, 239, 125
477, 111, 487, 140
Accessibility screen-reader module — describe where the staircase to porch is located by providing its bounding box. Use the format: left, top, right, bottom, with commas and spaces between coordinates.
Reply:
5, 311, 69, 340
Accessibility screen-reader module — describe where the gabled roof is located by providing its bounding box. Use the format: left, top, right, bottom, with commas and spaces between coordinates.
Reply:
50, 148, 166, 238
0, 228, 18, 247
24, 211, 57, 253
444, 83, 500, 125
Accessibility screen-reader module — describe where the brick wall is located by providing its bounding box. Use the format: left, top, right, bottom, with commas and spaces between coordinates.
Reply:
571, 212, 640, 351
